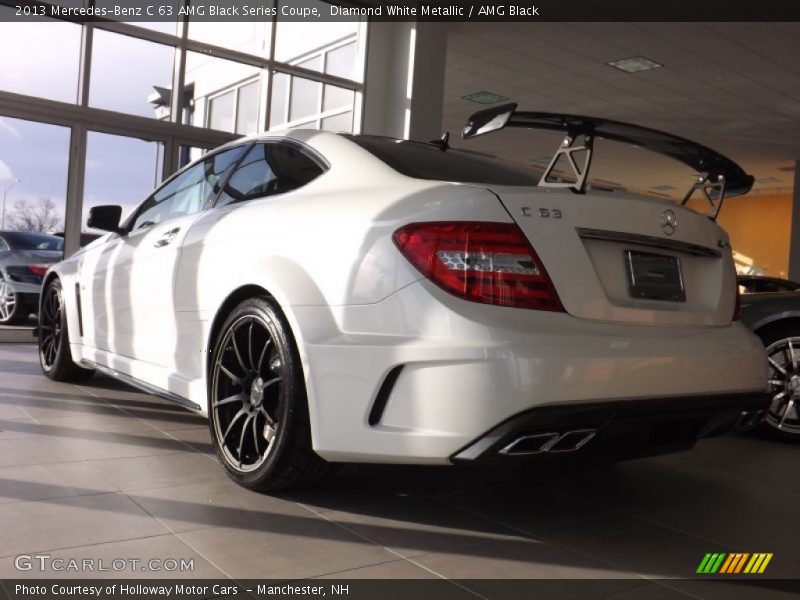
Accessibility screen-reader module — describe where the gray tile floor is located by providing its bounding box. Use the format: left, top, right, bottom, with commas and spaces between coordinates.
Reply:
0, 344, 798, 597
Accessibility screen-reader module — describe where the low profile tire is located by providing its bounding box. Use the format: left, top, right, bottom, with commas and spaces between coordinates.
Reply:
758, 324, 800, 441
0, 281, 28, 325
38, 279, 94, 382
208, 296, 336, 491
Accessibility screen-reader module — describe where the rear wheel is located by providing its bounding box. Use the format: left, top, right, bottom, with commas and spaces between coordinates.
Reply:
208, 296, 335, 490
0, 281, 27, 325
759, 325, 800, 440
38, 279, 94, 382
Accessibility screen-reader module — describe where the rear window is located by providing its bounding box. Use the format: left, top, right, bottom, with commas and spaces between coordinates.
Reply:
2, 232, 64, 251
344, 135, 541, 186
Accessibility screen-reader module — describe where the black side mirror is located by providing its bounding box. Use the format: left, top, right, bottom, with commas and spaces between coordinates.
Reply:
87, 205, 123, 234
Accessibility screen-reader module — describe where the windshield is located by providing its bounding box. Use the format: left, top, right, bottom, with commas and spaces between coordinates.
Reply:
344, 135, 541, 186
2, 232, 65, 251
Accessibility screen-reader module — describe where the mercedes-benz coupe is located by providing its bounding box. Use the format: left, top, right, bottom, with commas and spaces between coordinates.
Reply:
37, 104, 771, 489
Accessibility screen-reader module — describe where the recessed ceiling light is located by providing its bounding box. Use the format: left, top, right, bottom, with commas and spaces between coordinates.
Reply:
462, 91, 509, 104
607, 56, 663, 73
756, 177, 782, 184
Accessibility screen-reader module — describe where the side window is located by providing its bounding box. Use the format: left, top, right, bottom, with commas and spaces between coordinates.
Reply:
0, 237, 8, 251
216, 142, 324, 207
130, 145, 247, 231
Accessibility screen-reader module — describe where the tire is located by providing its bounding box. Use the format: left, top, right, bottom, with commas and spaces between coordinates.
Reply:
208, 296, 336, 491
0, 280, 28, 325
757, 324, 800, 441
38, 279, 94, 382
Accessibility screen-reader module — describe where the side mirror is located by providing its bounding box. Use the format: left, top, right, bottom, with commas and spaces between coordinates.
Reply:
87, 205, 123, 234
462, 102, 518, 139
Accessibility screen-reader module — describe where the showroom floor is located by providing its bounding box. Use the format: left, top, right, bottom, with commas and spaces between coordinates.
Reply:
0, 344, 798, 598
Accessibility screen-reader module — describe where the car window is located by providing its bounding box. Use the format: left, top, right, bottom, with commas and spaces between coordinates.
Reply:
216, 142, 324, 207
1, 231, 64, 251
0, 237, 8, 251
130, 145, 247, 231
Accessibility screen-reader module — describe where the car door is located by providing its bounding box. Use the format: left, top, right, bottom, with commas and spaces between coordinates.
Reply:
85, 145, 247, 371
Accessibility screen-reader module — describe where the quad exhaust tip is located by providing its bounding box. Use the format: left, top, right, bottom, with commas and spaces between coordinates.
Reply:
736, 409, 767, 431
498, 429, 597, 456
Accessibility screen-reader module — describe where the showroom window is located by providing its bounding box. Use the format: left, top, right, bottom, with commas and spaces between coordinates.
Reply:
0, 116, 70, 238
0, 0, 366, 256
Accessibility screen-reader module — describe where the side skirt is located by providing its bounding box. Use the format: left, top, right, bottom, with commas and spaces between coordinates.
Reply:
80, 360, 203, 412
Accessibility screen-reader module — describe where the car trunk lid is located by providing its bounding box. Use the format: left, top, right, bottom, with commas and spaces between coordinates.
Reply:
486, 185, 737, 326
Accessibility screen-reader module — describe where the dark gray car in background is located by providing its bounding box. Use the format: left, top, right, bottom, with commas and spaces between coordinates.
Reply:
740, 290, 800, 439
0, 231, 64, 325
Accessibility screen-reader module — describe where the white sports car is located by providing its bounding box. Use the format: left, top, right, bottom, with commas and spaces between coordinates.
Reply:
38, 104, 770, 490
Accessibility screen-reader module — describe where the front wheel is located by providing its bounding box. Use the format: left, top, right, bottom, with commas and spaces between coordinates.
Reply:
760, 326, 800, 440
38, 279, 94, 382
208, 296, 335, 490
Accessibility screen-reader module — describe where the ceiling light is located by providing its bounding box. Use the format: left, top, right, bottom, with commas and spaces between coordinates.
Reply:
607, 56, 663, 73
756, 177, 781, 184
462, 91, 509, 104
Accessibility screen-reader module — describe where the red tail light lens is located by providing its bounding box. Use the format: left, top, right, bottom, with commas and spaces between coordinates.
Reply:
27, 264, 49, 277
393, 221, 564, 311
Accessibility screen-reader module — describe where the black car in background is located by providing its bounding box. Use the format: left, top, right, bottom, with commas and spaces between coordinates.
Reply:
0, 231, 64, 325
738, 275, 800, 294
740, 290, 800, 440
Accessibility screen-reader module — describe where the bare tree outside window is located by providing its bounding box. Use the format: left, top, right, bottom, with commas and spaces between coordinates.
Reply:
6, 197, 64, 233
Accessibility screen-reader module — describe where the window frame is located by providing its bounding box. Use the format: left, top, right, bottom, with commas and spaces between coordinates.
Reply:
124, 141, 253, 233
212, 138, 330, 209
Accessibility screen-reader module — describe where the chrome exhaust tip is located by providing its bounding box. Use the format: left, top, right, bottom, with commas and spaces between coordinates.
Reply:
498, 429, 597, 456
736, 409, 767, 430
547, 429, 597, 453
498, 432, 559, 455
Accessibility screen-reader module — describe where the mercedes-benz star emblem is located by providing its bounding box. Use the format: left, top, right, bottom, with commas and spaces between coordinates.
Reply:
661, 209, 677, 235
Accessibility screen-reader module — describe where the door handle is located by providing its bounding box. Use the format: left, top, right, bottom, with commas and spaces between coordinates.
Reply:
153, 227, 180, 248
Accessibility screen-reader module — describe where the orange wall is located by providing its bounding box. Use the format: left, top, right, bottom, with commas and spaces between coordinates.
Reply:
716, 191, 792, 277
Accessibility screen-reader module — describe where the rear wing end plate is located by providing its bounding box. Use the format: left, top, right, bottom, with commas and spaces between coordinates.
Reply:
462, 103, 754, 219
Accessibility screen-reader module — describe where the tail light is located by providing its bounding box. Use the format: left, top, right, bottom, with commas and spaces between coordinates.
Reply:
27, 264, 49, 277
393, 221, 564, 311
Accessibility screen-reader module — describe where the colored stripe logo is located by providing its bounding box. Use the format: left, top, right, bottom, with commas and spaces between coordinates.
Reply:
697, 553, 773, 574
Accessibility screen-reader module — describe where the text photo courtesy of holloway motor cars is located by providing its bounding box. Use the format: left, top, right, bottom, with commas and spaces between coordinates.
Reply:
0, 1, 799, 598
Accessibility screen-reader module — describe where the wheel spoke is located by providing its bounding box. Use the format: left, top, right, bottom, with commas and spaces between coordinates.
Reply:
218, 363, 243, 386
222, 408, 247, 442
768, 357, 787, 376
779, 398, 795, 429
788, 340, 798, 371
257, 338, 272, 373
214, 392, 246, 408
238, 413, 254, 468
259, 405, 277, 427
230, 330, 248, 373
247, 321, 254, 372
768, 379, 784, 387
252, 414, 261, 456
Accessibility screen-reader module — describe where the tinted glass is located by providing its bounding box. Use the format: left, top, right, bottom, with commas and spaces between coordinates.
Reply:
131, 145, 247, 230
345, 136, 541, 186
2, 232, 64, 251
217, 143, 324, 207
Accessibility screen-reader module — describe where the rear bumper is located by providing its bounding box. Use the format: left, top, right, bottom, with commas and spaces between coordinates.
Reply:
452, 392, 773, 463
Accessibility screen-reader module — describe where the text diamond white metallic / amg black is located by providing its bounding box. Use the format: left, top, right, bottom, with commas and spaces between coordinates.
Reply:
37, 113, 771, 490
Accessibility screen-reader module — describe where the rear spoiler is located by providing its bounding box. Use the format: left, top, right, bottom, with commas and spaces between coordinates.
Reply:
462, 103, 754, 220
